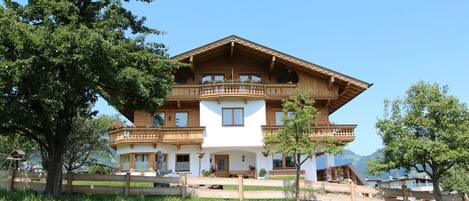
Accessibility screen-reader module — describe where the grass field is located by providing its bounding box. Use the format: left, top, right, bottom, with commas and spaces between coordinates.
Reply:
0, 190, 293, 201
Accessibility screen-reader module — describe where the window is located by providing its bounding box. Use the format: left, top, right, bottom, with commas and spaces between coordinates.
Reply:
222, 108, 244, 126
154, 153, 168, 171
272, 153, 283, 169
175, 112, 188, 127
120, 154, 130, 171
273, 153, 295, 169
175, 76, 187, 84
275, 112, 284, 126
152, 112, 165, 127
176, 154, 190, 172
240, 74, 262, 82
201, 74, 224, 83
275, 111, 295, 126
135, 154, 149, 170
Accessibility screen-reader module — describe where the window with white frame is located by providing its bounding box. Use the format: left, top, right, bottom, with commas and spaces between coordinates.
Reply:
176, 154, 190, 172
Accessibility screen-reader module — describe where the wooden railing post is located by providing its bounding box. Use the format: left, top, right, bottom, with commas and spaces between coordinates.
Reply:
66, 172, 73, 193
180, 175, 187, 198
350, 182, 356, 201
6, 169, 16, 191
238, 175, 244, 201
124, 172, 131, 196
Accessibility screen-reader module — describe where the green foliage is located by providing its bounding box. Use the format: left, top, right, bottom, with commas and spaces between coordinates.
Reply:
258, 168, 267, 177
368, 81, 469, 201
0, 133, 36, 168
201, 169, 210, 177
0, 190, 296, 201
442, 165, 469, 194
62, 115, 122, 172
89, 164, 113, 175
264, 90, 343, 200
0, 0, 181, 195
265, 90, 342, 157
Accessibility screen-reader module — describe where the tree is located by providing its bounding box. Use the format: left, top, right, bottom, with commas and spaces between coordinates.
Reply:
0, 0, 181, 196
62, 115, 122, 172
441, 165, 469, 201
264, 91, 342, 201
0, 133, 36, 169
368, 82, 469, 201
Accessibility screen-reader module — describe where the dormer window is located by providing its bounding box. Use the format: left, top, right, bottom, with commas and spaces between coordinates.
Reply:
152, 112, 165, 127
240, 74, 262, 83
201, 74, 224, 83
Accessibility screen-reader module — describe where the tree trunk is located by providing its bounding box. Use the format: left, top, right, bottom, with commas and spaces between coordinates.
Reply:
432, 177, 443, 201
295, 153, 301, 201
45, 144, 65, 197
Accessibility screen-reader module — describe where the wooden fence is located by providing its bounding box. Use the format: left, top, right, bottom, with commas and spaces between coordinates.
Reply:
0, 170, 186, 197
0, 170, 390, 200
380, 187, 466, 201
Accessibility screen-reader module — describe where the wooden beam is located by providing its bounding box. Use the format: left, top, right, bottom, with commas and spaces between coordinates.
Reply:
189, 56, 194, 71
230, 42, 235, 60
326, 99, 332, 107
328, 77, 335, 89
269, 56, 276, 71
339, 83, 351, 97
177, 100, 181, 109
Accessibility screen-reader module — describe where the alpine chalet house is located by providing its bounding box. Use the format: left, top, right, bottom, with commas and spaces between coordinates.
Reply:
108, 35, 371, 181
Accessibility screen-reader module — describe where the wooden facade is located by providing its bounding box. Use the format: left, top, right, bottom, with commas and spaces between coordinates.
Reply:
109, 35, 371, 148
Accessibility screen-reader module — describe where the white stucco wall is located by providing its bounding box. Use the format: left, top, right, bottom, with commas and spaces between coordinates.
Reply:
302, 155, 317, 181
200, 100, 266, 148
116, 144, 202, 177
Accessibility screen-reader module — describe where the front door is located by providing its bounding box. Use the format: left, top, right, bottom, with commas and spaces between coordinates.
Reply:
214, 155, 229, 177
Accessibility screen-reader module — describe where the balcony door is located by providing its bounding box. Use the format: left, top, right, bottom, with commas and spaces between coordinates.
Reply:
214, 155, 229, 177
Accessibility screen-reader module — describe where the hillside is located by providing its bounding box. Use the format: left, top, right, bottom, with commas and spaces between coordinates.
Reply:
316, 149, 407, 180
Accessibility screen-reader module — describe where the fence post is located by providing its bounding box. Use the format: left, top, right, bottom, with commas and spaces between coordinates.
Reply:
180, 175, 187, 198
238, 175, 244, 201
401, 185, 409, 201
350, 182, 356, 201
66, 172, 73, 193
124, 172, 131, 196
6, 169, 16, 191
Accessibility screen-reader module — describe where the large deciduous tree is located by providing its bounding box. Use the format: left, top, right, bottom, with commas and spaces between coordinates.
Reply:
0, 0, 181, 196
368, 82, 469, 201
264, 91, 342, 201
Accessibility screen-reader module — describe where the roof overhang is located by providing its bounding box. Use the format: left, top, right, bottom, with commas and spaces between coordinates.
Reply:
171, 35, 372, 114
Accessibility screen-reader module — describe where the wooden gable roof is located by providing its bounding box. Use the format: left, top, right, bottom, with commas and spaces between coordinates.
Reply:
171, 35, 372, 114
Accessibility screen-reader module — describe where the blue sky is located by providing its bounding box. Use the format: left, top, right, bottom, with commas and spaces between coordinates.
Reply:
94, 0, 469, 156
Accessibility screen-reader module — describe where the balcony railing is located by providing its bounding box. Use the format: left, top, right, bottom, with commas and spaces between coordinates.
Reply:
108, 127, 205, 146
261, 124, 356, 142
167, 82, 296, 100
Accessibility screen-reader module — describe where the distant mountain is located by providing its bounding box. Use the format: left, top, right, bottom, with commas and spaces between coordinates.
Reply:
316, 149, 407, 180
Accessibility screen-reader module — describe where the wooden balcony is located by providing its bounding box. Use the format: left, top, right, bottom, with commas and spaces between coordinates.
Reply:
108, 127, 205, 147
261, 124, 356, 142
167, 82, 296, 100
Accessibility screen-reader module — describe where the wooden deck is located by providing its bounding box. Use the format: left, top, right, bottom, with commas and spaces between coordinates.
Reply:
262, 124, 356, 142
108, 126, 205, 147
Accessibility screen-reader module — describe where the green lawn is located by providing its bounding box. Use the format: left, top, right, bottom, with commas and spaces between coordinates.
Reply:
0, 190, 292, 201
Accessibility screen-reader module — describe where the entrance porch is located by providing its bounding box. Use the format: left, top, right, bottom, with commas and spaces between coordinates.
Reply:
200, 148, 265, 178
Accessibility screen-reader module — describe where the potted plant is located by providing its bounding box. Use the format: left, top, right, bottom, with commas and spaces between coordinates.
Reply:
201, 169, 210, 177
258, 169, 267, 179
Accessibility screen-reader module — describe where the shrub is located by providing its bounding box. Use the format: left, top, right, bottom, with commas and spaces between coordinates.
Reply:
201, 169, 210, 177
259, 169, 267, 177
89, 164, 113, 175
